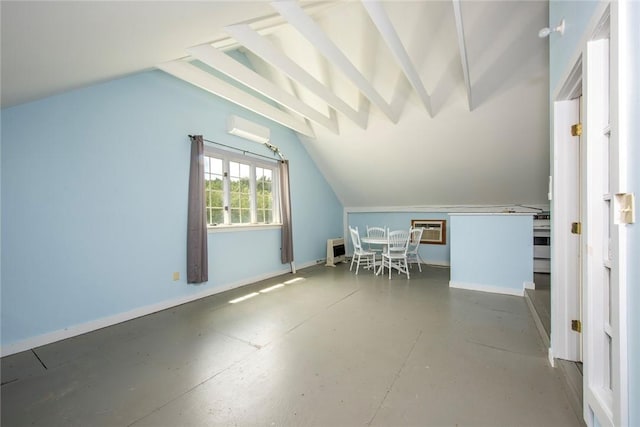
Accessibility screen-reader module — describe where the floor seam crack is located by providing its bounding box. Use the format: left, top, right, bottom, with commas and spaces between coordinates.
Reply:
368, 329, 423, 426
31, 349, 48, 370
127, 349, 259, 426
284, 289, 361, 336
214, 331, 263, 349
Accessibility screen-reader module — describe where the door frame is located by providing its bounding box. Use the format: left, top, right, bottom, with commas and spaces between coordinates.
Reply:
551, 3, 629, 426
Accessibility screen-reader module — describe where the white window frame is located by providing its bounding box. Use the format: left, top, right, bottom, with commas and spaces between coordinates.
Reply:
204, 145, 281, 230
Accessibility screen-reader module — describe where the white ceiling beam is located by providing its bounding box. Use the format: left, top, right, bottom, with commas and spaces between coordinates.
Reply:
270, 1, 399, 123
225, 24, 367, 129
157, 60, 315, 137
362, 1, 433, 117
452, 0, 473, 110
187, 44, 338, 134
208, 3, 344, 52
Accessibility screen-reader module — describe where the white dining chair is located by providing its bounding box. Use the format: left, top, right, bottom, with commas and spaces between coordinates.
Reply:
381, 229, 410, 279
366, 225, 386, 259
348, 226, 376, 275
407, 227, 425, 272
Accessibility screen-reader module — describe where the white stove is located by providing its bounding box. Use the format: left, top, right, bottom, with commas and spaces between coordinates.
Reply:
533, 213, 550, 273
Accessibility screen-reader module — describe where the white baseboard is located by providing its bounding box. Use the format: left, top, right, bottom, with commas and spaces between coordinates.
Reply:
449, 280, 524, 297
1, 264, 310, 357
524, 281, 536, 290
297, 259, 322, 269
423, 260, 450, 267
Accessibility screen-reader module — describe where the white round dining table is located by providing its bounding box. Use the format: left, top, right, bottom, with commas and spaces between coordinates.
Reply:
360, 236, 387, 275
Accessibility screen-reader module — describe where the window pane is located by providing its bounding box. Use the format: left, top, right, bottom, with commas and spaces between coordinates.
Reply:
229, 161, 251, 224
230, 208, 250, 224
229, 161, 239, 178
255, 166, 274, 224
211, 159, 223, 175
211, 208, 224, 225
204, 156, 224, 226
241, 208, 250, 223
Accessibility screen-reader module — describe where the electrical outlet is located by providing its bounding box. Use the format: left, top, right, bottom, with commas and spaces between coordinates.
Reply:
172, 272, 180, 281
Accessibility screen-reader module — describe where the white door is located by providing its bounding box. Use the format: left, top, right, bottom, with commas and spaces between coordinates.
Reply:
551, 97, 582, 362
583, 22, 627, 425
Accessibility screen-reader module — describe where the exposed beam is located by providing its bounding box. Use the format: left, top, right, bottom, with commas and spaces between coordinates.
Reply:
452, 0, 473, 110
157, 60, 315, 137
225, 23, 367, 129
362, 1, 433, 117
187, 44, 338, 134
205, 2, 345, 53
270, 1, 399, 123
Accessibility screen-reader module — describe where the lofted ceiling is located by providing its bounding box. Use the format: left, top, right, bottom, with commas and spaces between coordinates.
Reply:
1, 1, 551, 208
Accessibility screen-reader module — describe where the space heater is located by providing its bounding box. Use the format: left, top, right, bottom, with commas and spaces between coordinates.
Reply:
325, 238, 346, 267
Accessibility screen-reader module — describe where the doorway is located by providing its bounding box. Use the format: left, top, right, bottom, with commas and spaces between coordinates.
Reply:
552, 5, 629, 426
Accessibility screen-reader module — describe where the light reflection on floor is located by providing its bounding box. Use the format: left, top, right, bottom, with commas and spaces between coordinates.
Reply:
229, 277, 306, 303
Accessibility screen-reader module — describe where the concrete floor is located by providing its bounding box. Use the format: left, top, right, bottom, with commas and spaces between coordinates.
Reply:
525, 272, 584, 419
1, 264, 582, 426
526, 273, 551, 338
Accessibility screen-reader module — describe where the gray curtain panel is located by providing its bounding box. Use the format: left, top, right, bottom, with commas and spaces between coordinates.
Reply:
279, 160, 294, 264
187, 135, 208, 283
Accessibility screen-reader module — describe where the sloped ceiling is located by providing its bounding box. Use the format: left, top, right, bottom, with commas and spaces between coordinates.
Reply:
1, 1, 550, 208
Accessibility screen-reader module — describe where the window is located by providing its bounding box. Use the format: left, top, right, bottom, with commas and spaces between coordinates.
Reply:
204, 147, 279, 227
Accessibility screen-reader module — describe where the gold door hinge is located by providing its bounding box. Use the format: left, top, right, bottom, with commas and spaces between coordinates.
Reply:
571, 123, 582, 137
571, 319, 582, 333
571, 222, 582, 234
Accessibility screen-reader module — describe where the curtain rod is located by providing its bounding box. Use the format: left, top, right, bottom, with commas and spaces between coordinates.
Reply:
188, 135, 285, 162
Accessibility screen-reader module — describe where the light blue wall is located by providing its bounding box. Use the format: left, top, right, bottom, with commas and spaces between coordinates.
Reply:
347, 211, 450, 265
449, 214, 533, 293
550, 1, 639, 424
549, 0, 601, 92
0, 70, 343, 350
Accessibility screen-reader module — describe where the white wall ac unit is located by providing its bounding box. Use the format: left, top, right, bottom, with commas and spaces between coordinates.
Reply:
325, 237, 346, 267
227, 115, 270, 144
423, 224, 444, 243
411, 219, 447, 245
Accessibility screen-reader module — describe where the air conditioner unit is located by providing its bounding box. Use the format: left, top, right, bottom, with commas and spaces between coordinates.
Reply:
227, 115, 270, 144
411, 219, 447, 245
325, 237, 346, 267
